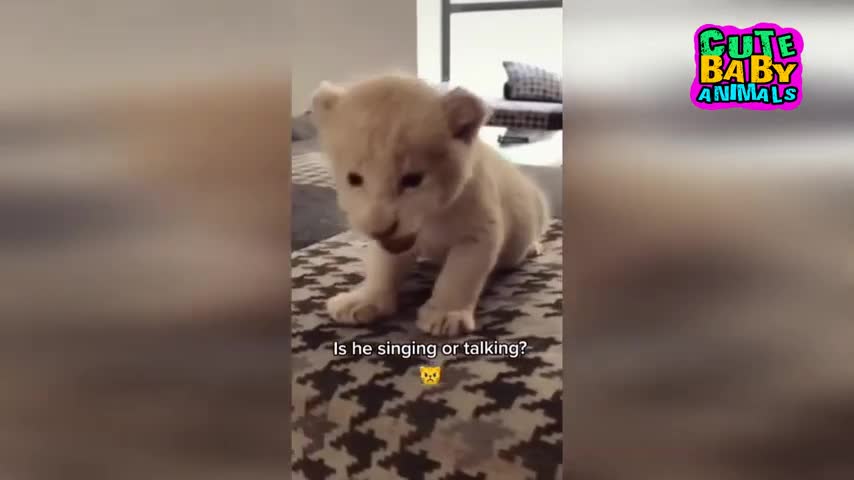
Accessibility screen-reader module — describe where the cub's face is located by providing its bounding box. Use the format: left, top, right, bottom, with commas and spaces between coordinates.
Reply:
420, 366, 441, 385
311, 75, 488, 254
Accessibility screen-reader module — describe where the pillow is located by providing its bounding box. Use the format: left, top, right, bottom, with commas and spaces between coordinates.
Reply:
502, 61, 562, 103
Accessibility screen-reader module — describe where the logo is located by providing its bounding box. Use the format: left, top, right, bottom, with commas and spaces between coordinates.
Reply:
420, 366, 441, 385
691, 23, 803, 110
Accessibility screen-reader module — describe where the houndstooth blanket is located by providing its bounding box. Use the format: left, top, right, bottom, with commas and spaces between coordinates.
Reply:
291, 222, 563, 480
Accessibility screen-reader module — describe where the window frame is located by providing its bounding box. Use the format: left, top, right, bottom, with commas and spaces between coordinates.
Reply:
440, 0, 563, 81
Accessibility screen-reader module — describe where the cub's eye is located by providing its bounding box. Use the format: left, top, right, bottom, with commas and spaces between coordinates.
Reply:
399, 172, 423, 190
347, 172, 363, 187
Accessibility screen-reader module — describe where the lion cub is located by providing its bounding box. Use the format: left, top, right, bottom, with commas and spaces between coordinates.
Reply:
311, 73, 549, 337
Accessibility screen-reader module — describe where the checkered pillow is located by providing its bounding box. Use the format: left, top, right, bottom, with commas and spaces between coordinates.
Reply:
502, 61, 562, 103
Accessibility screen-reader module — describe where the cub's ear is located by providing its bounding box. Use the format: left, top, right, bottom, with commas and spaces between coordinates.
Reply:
441, 87, 490, 143
310, 81, 345, 125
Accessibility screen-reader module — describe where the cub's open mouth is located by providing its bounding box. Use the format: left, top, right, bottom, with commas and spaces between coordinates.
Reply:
378, 234, 416, 254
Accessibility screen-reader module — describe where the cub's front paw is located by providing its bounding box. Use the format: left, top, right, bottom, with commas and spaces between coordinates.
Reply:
416, 302, 476, 337
326, 288, 396, 325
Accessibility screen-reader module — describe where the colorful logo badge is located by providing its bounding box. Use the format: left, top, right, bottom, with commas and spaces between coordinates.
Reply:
691, 23, 804, 110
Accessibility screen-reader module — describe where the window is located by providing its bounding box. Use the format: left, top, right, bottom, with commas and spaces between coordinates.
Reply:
418, 0, 562, 97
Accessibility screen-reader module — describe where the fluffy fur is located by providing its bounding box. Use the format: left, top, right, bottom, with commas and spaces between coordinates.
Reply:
311, 73, 549, 337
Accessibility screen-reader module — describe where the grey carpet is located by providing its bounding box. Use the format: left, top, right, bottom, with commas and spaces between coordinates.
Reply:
291, 112, 316, 141
291, 184, 346, 250
292, 138, 320, 157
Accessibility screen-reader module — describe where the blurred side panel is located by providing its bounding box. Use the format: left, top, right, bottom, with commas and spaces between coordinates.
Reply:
564, 1, 854, 479
0, 1, 292, 479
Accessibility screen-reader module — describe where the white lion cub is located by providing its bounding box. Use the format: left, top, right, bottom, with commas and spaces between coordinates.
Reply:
311, 73, 549, 337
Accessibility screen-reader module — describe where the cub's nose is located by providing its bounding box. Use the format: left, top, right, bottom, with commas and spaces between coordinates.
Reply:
370, 219, 398, 239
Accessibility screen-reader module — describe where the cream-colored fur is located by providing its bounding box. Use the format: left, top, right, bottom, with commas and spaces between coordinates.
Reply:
311, 73, 549, 337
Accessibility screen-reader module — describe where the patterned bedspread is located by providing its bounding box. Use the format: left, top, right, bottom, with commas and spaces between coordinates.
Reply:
291, 222, 563, 480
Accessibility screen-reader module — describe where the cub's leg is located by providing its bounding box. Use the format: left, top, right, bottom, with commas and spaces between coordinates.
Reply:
327, 242, 415, 324
416, 237, 500, 337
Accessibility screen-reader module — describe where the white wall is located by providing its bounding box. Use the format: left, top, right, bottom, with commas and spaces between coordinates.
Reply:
292, 0, 418, 115
448, 8, 562, 98
417, 0, 441, 84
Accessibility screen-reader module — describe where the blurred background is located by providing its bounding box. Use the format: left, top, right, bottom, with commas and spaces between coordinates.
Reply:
564, 1, 854, 479
564, 0, 854, 168
5, 0, 854, 478
1, 2, 290, 479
